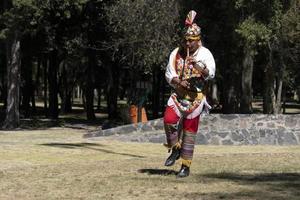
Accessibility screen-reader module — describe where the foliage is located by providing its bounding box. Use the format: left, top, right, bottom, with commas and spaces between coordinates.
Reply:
236, 17, 271, 48
281, 0, 300, 91
0, 0, 36, 39
282, 0, 300, 45
234, 0, 285, 49
104, 0, 180, 73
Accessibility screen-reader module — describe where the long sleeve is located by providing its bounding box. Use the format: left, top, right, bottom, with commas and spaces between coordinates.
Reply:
204, 49, 216, 80
165, 48, 179, 87
194, 47, 216, 80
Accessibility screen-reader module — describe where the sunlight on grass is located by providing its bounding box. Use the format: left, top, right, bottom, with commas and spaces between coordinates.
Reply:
0, 129, 299, 200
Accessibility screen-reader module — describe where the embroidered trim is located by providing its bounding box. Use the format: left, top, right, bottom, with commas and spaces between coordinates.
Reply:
171, 94, 200, 114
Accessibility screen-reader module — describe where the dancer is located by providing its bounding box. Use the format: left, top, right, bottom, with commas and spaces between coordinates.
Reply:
163, 10, 216, 178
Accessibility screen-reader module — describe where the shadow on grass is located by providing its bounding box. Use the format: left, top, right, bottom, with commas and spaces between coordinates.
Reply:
195, 172, 300, 200
40, 142, 105, 148
181, 190, 290, 200
203, 172, 300, 182
138, 168, 177, 176
1, 116, 124, 131
0, 105, 111, 130
39, 142, 145, 158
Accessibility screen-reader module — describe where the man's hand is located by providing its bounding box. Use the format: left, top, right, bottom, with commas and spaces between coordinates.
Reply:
186, 56, 197, 65
186, 56, 209, 77
178, 80, 190, 89
171, 77, 190, 89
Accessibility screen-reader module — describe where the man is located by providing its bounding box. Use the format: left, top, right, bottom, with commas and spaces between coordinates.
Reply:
164, 10, 215, 178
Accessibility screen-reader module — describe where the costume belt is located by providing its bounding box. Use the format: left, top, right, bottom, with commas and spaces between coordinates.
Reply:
175, 86, 205, 102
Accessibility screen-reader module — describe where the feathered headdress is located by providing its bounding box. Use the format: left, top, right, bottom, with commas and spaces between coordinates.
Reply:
185, 10, 201, 40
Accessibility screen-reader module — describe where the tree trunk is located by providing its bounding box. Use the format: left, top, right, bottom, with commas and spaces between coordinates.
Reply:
31, 58, 41, 114
263, 73, 276, 113
274, 50, 286, 114
85, 50, 96, 120
60, 89, 72, 114
222, 64, 240, 113
3, 33, 21, 129
43, 56, 48, 117
0, 70, 5, 103
1, 0, 12, 117
274, 77, 283, 114
101, 50, 120, 120
152, 68, 160, 119
21, 54, 33, 118
161, 74, 166, 115
0, 43, 7, 108
282, 84, 286, 114
97, 88, 102, 111
48, 50, 59, 119
223, 85, 239, 113
211, 80, 219, 106
263, 44, 276, 114
60, 63, 72, 113
263, 64, 276, 114
106, 61, 119, 119
35, 57, 41, 97
240, 48, 254, 113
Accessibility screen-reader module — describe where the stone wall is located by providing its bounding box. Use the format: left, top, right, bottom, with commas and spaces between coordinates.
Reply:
196, 114, 300, 145
86, 114, 300, 145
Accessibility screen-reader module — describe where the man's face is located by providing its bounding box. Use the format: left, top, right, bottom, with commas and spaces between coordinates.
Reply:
185, 39, 200, 54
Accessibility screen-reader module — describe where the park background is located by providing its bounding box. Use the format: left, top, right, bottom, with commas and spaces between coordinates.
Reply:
0, 1, 300, 200
0, 0, 299, 129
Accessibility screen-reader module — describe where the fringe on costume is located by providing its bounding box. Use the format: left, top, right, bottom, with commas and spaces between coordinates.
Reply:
163, 140, 182, 152
181, 159, 192, 167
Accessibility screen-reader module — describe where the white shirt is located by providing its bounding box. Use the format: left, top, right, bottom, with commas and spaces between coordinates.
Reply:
165, 46, 216, 87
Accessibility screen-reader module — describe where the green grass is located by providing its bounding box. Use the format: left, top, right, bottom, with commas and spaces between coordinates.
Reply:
0, 128, 300, 200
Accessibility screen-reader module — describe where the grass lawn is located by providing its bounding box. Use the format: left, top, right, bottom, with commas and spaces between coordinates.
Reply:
0, 128, 299, 200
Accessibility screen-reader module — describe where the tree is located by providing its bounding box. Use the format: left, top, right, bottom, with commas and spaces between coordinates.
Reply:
235, 17, 271, 113
3, 32, 20, 129
104, 0, 180, 118
180, 0, 243, 113
1, 0, 24, 128
234, 0, 297, 114
29, 0, 90, 119
281, 0, 300, 108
